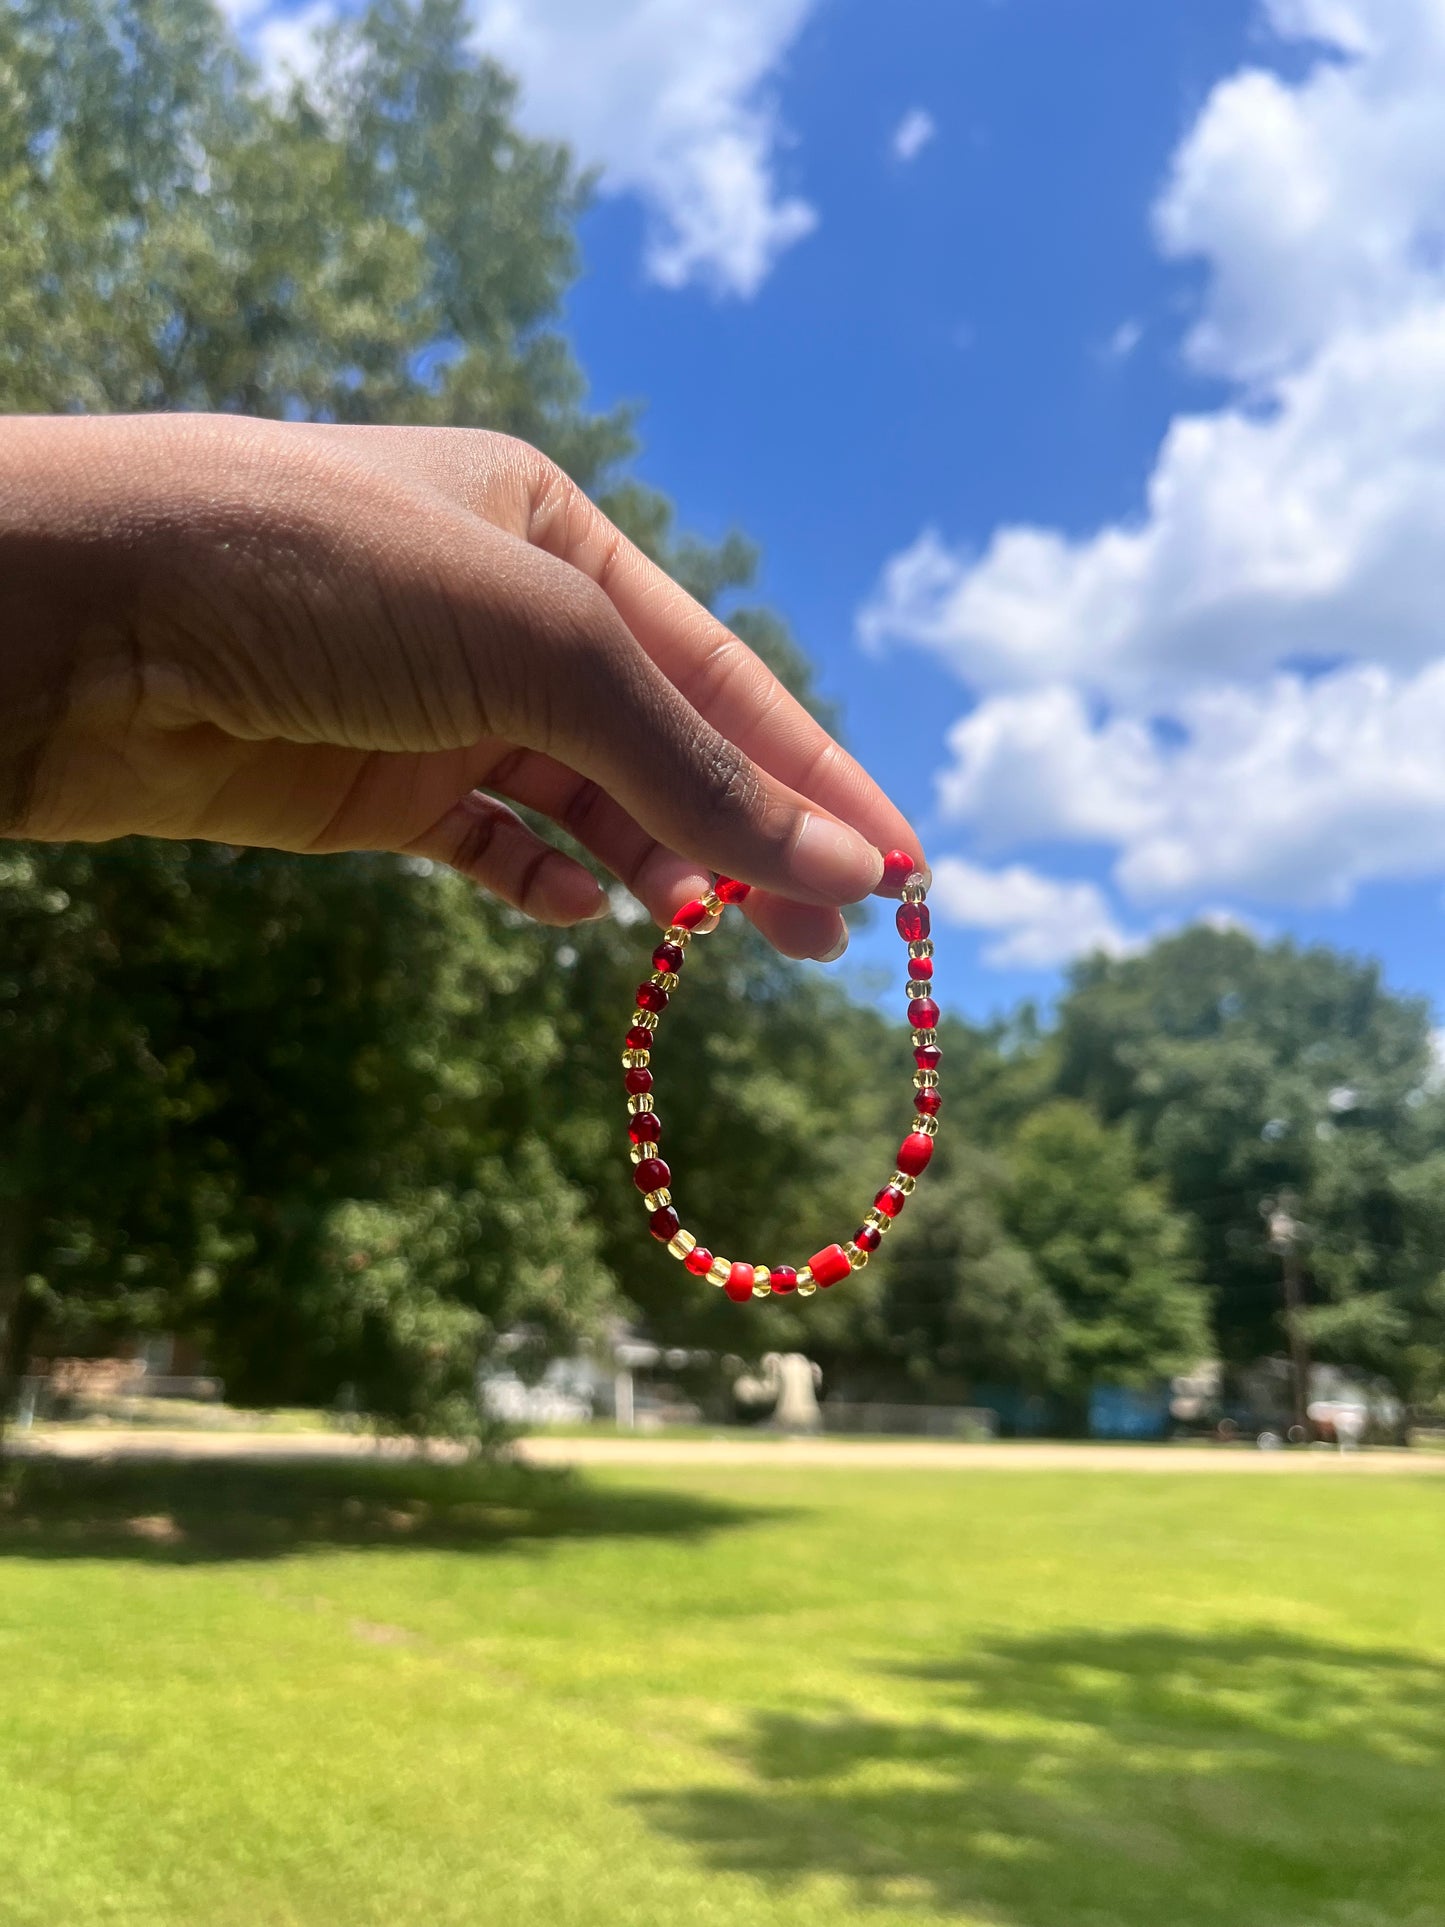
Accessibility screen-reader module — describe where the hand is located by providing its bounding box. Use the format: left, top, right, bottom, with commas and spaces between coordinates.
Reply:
0, 414, 922, 958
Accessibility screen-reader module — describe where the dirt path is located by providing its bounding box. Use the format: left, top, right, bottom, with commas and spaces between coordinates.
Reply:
12, 1427, 1445, 1474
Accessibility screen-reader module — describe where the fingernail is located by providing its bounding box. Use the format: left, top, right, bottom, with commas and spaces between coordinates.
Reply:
818, 926, 849, 963
792, 816, 885, 903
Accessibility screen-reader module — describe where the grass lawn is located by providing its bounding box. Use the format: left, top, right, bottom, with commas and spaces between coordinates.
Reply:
1, 1453, 1441, 1927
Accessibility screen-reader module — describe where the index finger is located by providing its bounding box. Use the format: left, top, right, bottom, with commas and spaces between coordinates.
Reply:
521, 461, 926, 892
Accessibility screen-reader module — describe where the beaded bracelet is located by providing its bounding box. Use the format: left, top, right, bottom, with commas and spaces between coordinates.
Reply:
623, 848, 937, 1303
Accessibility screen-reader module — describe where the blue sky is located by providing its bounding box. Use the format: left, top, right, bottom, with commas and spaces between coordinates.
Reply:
242, 0, 1445, 1023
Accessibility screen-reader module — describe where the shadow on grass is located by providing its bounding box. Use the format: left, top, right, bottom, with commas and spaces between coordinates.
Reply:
638, 1627, 1445, 1927
0, 1453, 769, 1565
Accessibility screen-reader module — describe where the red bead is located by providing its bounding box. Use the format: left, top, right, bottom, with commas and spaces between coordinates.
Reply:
634, 1156, 670, 1193
881, 850, 916, 894
854, 1223, 882, 1253
652, 941, 684, 973
896, 902, 930, 942
915, 1088, 942, 1117
636, 980, 669, 1012
725, 1261, 755, 1303
628, 1112, 661, 1144
908, 996, 940, 1030
874, 1185, 906, 1219
715, 876, 752, 904
897, 1133, 934, 1177
674, 899, 711, 929
626, 1025, 654, 1051
685, 1246, 714, 1277
908, 954, 934, 981
624, 1066, 653, 1095
770, 1265, 798, 1294
809, 1244, 852, 1289
649, 1205, 680, 1242
914, 1043, 942, 1071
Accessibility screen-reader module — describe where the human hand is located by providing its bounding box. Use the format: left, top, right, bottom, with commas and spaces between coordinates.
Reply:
0, 414, 923, 957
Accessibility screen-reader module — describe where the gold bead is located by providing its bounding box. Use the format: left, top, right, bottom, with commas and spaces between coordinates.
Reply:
751, 1266, 772, 1299
628, 1092, 655, 1115
908, 939, 934, 960
903, 877, 926, 903
664, 925, 692, 947
706, 1255, 730, 1286
649, 969, 679, 993
643, 1187, 672, 1210
629, 1142, 648, 1165
906, 980, 931, 1000
702, 891, 725, 915
631, 1008, 660, 1031
892, 1172, 917, 1195
795, 1265, 815, 1295
911, 1028, 938, 1049
667, 1229, 696, 1260
914, 1068, 940, 1090
846, 1242, 869, 1270
864, 1208, 890, 1233
622, 1046, 651, 1069
913, 1114, 939, 1137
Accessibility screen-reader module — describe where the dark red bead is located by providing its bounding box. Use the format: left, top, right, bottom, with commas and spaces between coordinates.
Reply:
914, 1043, 942, 1071
628, 1112, 661, 1144
626, 1025, 655, 1051
874, 1185, 906, 1219
915, 1088, 942, 1117
685, 1246, 714, 1277
714, 876, 752, 904
674, 899, 711, 929
770, 1265, 798, 1294
881, 850, 917, 895
897, 1133, 934, 1177
633, 1156, 670, 1193
809, 1243, 852, 1289
649, 1205, 680, 1242
896, 902, 930, 942
725, 1261, 755, 1303
854, 1223, 882, 1253
652, 941, 684, 974
636, 980, 669, 1012
908, 996, 940, 1030
624, 1066, 654, 1096
909, 954, 934, 981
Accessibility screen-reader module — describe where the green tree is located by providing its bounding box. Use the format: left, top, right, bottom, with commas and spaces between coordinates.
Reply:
1055, 926, 1440, 1396
1001, 1100, 1206, 1421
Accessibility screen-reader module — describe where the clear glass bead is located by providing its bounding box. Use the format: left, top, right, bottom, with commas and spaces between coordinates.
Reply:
751, 1267, 772, 1299
891, 1172, 918, 1195
649, 969, 679, 993
631, 1008, 660, 1031
622, 1047, 651, 1068
628, 1093, 655, 1115
643, 1186, 672, 1210
914, 1069, 940, 1090
667, 1230, 696, 1260
706, 1255, 730, 1286
908, 939, 934, 960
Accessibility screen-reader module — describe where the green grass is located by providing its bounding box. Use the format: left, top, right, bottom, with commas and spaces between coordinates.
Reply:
0, 1454, 1441, 1927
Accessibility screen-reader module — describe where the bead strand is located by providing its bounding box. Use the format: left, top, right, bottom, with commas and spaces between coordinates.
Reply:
622, 854, 938, 1301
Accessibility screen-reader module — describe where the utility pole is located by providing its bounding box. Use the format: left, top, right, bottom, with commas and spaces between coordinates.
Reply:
1264, 1191, 1312, 1439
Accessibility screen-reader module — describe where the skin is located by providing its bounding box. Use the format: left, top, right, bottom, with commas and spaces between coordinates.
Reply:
0, 414, 923, 958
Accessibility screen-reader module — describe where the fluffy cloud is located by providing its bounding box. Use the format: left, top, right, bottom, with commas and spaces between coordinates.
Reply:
891, 108, 937, 163
864, 0, 1445, 950
939, 665, 1445, 905
471, 0, 819, 296
930, 859, 1136, 970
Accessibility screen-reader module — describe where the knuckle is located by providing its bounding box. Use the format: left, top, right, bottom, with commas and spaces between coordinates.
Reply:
691, 726, 768, 833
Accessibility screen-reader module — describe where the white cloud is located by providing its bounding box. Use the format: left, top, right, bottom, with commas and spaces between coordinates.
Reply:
939, 664, 1445, 906
1156, 0, 1445, 381
471, 0, 820, 296
863, 0, 1445, 953
891, 107, 937, 164
860, 307, 1445, 700
1104, 317, 1143, 361
930, 858, 1137, 970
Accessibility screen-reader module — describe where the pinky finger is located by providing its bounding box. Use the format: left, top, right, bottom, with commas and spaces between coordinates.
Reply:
405, 791, 608, 925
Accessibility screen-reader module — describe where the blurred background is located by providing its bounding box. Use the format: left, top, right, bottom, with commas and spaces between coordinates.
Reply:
3, 5, 1445, 1924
